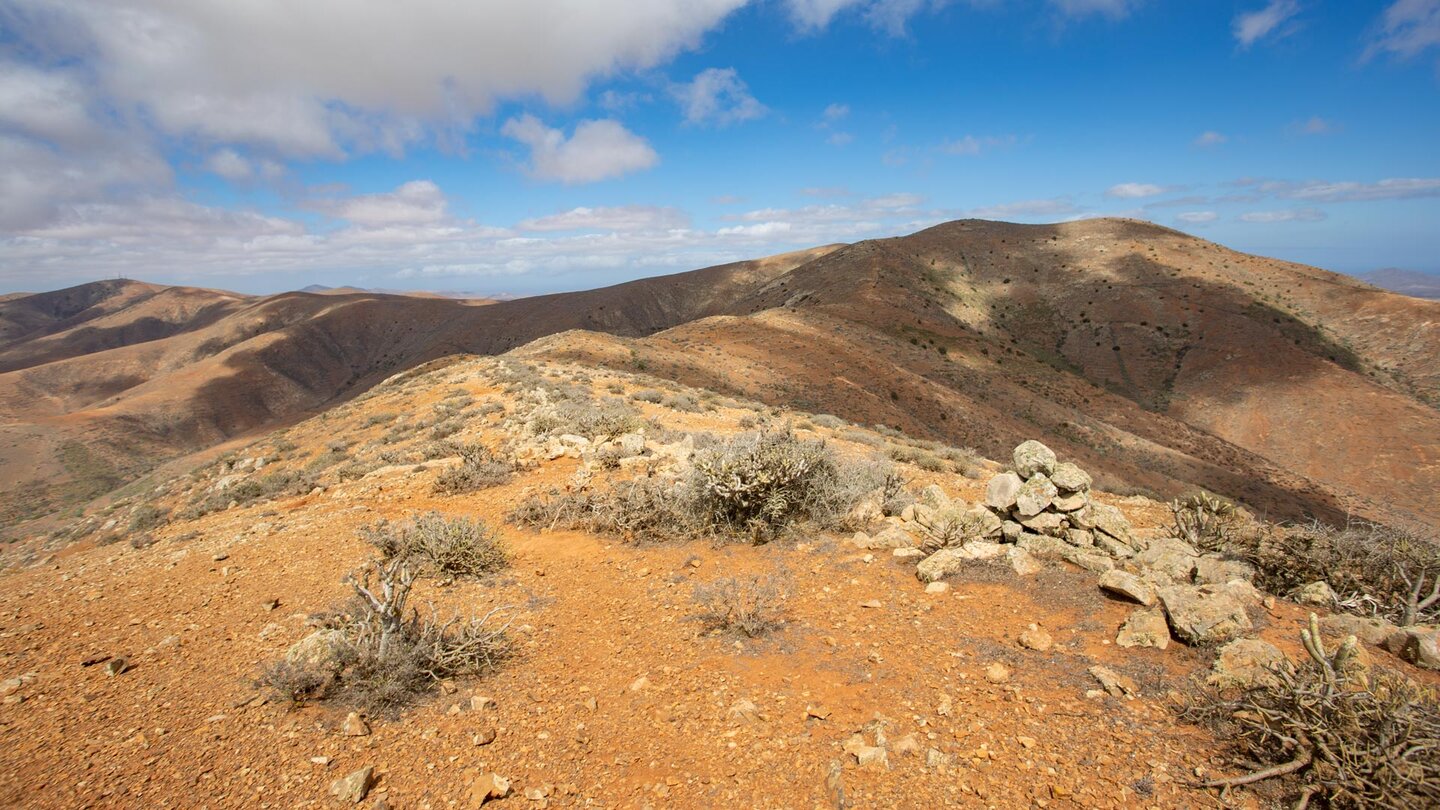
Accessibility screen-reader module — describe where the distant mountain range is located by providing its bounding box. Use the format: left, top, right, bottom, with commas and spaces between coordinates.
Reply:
298, 284, 520, 301
1357, 268, 1440, 300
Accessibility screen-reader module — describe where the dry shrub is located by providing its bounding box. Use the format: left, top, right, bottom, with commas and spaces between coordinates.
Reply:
260, 558, 512, 714
361, 512, 508, 578
433, 444, 514, 494
509, 480, 698, 544
692, 572, 791, 638
529, 398, 641, 441
1223, 520, 1440, 625
1170, 491, 1243, 551
1180, 616, 1440, 808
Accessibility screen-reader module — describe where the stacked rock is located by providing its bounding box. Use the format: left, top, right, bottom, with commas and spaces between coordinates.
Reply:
983, 440, 1135, 563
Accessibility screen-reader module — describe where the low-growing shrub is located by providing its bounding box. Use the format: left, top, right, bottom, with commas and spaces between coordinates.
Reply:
509, 479, 698, 544
1180, 615, 1440, 808
434, 445, 514, 494
529, 398, 641, 441
631, 389, 664, 403
661, 393, 701, 412
128, 503, 169, 533
1223, 520, 1439, 625
364, 412, 398, 427
692, 572, 791, 638
1170, 491, 1243, 551
260, 558, 512, 713
361, 512, 509, 578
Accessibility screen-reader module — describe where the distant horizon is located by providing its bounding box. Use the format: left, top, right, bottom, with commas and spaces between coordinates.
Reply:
3, 2, 1438, 295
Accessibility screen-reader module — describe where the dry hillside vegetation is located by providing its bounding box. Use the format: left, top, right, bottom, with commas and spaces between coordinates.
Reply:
3, 219, 1438, 552
1, 357, 1435, 809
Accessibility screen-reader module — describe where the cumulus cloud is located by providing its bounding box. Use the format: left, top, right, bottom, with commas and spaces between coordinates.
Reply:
1366, 0, 1440, 60
674, 68, 766, 126
1194, 131, 1229, 148
1234, 0, 1301, 48
4, 0, 747, 158
1106, 182, 1173, 199
518, 205, 690, 232
1289, 116, 1337, 135
308, 181, 452, 228
1238, 208, 1327, 223
501, 115, 659, 184
204, 149, 285, 183
823, 103, 850, 121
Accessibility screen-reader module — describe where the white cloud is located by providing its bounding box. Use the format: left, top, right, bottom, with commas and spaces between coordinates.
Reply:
311, 180, 451, 228
823, 103, 850, 121
827, 132, 854, 146
939, 134, 1017, 156
1238, 208, 1327, 223
5, 0, 748, 158
1290, 115, 1337, 135
1105, 182, 1172, 199
0, 133, 172, 231
1048, 0, 1139, 18
0, 61, 96, 147
674, 68, 765, 126
1176, 211, 1219, 225
518, 206, 689, 232
501, 115, 658, 184
1193, 130, 1228, 147
1257, 177, 1440, 202
1234, 0, 1301, 48
968, 197, 1080, 220
800, 187, 851, 197
204, 148, 285, 183
1366, 0, 1440, 60
784, 0, 965, 35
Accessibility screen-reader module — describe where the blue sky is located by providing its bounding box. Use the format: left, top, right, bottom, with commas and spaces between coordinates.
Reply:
1, 0, 1438, 295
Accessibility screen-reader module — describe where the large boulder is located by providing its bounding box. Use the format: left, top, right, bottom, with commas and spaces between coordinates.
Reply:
1074, 502, 1134, 545
915, 543, 1006, 583
1013, 440, 1057, 479
1318, 614, 1399, 647
1014, 475, 1058, 517
1193, 556, 1255, 585
1157, 585, 1253, 645
284, 629, 347, 670
1018, 511, 1067, 534
1383, 626, 1440, 671
1099, 570, 1157, 606
1132, 537, 1199, 583
985, 473, 1024, 512
965, 506, 1004, 540
854, 525, 917, 550
1050, 462, 1092, 493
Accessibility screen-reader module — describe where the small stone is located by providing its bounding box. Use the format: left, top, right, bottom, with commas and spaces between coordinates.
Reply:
805, 703, 831, 720
1007, 547, 1042, 576
472, 695, 496, 711
1088, 665, 1138, 698
924, 581, 950, 594
1018, 624, 1053, 652
1293, 581, 1336, 606
892, 547, 925, 559
1116, 608, 1171, 650
329, 766, 375, 804
1208, 639, 1286, 689
728, 699, 760, 722
984, 663, 1011, 684
341, 712, 370, 737
1384, 626, 1440, 671
466, 772, 512, 806
628, 676, 649, 692
212, 552, 229, 562
473, 727, 498, 746
859, 599, 883, 609
311, 756, 331, 766
925, 748, 951, 768
893, 734, 921, 756
104, 657, 129, 677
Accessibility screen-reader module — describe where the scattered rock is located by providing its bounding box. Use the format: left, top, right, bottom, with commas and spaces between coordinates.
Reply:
1208, 638, 1285, 689
1192, 556, 1254, 585
984, 663, 1011, 684
1017, 624, 1053, 652
1013, 440, 1057, 479
473, 727, 498, 746
1157, 586, 1253, 645
1006, 547, 1042, 576
892, 734, 921, 756
856, 525, 917, 550
1318, 614, 1398, 647
924, 581, 950, 594
1116, 609, 1170, 650
329, 766, 375, 804
728, 699, 760, 722
915, 549, 966, 583
285, 629, 346, 670
1088, 666, 1138, 698
1131, 538, 1199, 583
1293, 581, 1336, 606
1098, 570, 1157, 606
341, 712, 370, 737
1383, 626, 1440, 671
466, 772, 512, 806
104, 657, 130, 677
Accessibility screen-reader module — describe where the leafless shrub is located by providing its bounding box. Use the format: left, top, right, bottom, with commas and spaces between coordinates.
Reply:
529, 398, 641, 441
433, 445, 514, 494
692, 572, 791, 638
128, 503, 168, 533
1170, 491, 1242, 552
1180, 615, 1440, 808
631, 389, 664, 403
361, 512, 508, 578
1223, 520, 1440, 625
509, 480, 699, 544
262, 558, 513, 714
662, 393, 701, 412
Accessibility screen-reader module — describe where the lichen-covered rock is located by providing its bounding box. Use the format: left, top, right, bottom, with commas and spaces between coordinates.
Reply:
1051, 492, 1088, 512
285, 629, 346, 670
1000, 520, 1023, 542
1383, 626, 1440, 671
1157, 585, 1253, 645
1014, 474, 1058, 517
985, 472, 1024, 512
1007, 546, 1042, 576
1018, 510, 1066, 534
1013, 440, 1057, 479
1075, 501, 1133, 544
1207, 638, 1285, 689
1116, 608, 1170, 649
965, 506, 1004, 539
855, 525, 917, 550
916, 549, 966, 583
1132, 537, 1199, 583
1092, 533, 1135, 559
1293, 580, 1335, 605
1319, 613, 1398, 647
1099, 569, 1157, 606
1193, 556, 1254, 585
1061, 547, 1115, 573
1050, 462, 1092, 493
917, 484, 951, 510
1064, 528, 1094, 547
